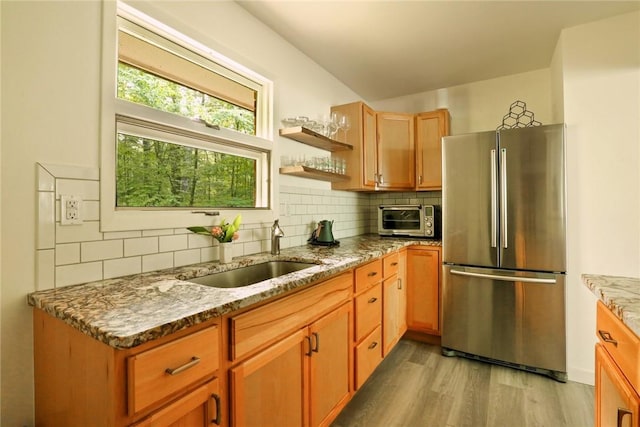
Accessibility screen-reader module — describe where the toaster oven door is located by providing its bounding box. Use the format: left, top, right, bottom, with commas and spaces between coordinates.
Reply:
378, 205, 424, 236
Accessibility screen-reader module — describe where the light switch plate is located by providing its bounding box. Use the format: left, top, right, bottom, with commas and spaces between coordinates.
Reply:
60, 195, 83, 225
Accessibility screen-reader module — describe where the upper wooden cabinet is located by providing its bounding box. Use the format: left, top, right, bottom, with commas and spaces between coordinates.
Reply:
330, 102, 377, 190
376, 112, 415, 190
415, 109, 450, 190
331, 102, 447, 191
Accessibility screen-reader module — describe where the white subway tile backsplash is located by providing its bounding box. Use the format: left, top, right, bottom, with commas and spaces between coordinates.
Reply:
56, 221, 102, 244
124, 237, 158, 257
104, 257, 141, 279
159, 234, 188, 252
83, 200, 100, 221
37, 191, 55, 250
104, 230, 142, 240
40, 163, 99, 181
142, 252, 174, 273
143, 229, 175, 237
56, 243, 80, 265
188, 233, 213, 249
82, 240, 123, 262
56, 179, 100, 200
174, 248, 201, 267
200, 246, 217, 263
56, 262, 103, 287
36, 249, 55, 291
37, 164, 55, 191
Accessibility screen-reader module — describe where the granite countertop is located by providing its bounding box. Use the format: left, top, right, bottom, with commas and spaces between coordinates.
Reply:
583, 274, 640, 337
28, 234, 440, 349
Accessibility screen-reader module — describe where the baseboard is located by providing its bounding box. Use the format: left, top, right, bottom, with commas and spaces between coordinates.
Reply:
568, 366, 595, 386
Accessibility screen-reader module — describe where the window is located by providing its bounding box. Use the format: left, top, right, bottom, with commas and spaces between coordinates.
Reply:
101, 1, 274, 231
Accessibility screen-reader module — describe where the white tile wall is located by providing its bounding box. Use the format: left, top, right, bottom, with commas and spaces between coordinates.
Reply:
35, 162, 441, 289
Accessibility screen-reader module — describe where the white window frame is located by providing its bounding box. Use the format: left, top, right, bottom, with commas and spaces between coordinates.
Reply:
100, 1, 275, 232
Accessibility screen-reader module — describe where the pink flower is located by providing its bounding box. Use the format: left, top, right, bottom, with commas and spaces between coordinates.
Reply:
211, 226, 224, 238
232, 231, 240, 241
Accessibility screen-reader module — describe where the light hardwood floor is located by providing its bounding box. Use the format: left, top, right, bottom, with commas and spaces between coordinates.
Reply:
332, 339, 594, 427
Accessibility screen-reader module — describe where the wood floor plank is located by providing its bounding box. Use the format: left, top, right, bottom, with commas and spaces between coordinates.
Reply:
331, 339, 594, 427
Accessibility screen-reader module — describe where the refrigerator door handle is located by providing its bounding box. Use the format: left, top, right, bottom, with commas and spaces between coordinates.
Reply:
491, 149, 497, 248
500, 148, 508, 249
450, 269, 557, 284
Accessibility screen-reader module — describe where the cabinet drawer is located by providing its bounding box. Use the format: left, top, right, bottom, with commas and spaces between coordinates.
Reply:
355, 259, 382, 293
383, 252, 400, 278
128, 326, 219, 416
355, 325, 383, 389
597, 301, 640, 390
354, 283, 382, 342
230, 271, 352, 361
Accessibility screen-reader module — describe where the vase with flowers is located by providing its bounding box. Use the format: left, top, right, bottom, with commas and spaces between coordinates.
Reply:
187, 214, 241, 263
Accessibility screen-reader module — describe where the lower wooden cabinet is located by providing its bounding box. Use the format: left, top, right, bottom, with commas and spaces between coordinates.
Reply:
132, 378, 221, 427
596, 301, 640, 427
230, 303, 351, 427
596, 344, 639, 427
382, 249, 407, 355
406, 246, 441, 335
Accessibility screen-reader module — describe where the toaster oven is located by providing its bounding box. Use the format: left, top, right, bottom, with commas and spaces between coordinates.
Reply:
378, 204, 441, 238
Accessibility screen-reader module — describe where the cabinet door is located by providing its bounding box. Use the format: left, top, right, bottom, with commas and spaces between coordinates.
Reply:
415, 109, 450, 190
596, 344, 640, 427
407, 247, 441, 334
383, 274, 401, 356
132, 378, 221, 427
230, 329, 308, 427
376, 112, 415, 189
331, 102, 376, 191
309, 303, 351, 427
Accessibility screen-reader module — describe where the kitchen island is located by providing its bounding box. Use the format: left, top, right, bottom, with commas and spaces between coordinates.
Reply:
583, 274, 640, 427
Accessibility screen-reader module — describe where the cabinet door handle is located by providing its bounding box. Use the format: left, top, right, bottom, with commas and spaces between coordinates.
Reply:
598, 330, 618, 347
211, 393, 222, 425
305, 335, 313, 356
368, 341, 378, 350
418, 175, 423, 184
367, 271, 378, 277
397, 278, 402, 290
368, 297, 378, 304
617, 408, 632, 427
312, 332, 320, 353
165, 356, 200, 375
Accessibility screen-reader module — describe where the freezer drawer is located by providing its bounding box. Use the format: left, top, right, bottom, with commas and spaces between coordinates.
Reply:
441, 265, 566, 377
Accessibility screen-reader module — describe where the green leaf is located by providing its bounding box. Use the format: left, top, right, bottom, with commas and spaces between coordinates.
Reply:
187, 226, 211, 236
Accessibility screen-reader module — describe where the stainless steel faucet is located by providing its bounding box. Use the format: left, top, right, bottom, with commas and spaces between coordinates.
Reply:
271, 219, 285, 255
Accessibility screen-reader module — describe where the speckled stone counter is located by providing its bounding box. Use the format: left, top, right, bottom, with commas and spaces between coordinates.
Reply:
583, 274, 640, 337
28, 234, 440, 349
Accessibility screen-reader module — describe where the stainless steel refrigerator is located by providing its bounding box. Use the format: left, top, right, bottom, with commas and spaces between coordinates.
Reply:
441, 124, 567, 381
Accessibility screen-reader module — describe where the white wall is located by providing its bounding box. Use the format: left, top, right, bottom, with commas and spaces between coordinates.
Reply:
371, 68, 552, 134
0, 1, 360, 425
558, 10, 640, 384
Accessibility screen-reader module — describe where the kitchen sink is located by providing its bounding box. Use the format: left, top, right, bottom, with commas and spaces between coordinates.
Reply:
186, 261, 319, 288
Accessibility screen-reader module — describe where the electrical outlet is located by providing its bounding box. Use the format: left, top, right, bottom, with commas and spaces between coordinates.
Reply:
61, 195, 83, 225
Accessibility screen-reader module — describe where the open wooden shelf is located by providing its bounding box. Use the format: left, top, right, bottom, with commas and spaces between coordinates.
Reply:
279, 166, 350, 182
279, 126, 353, 152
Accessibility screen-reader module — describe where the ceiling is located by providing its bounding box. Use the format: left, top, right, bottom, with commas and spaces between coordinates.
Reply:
237, 1, 640, 101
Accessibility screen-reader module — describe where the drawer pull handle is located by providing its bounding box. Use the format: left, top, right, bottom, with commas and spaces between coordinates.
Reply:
598, 330, 618, 347
212, 393, 222, 425
368, 297, 378, 304
368, 341, 378, 350
165, 356, 200, 375
617, 408, 632, 427
391, 262, 398, 266
312, 332, 320, 353
367, 271, 378, 277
